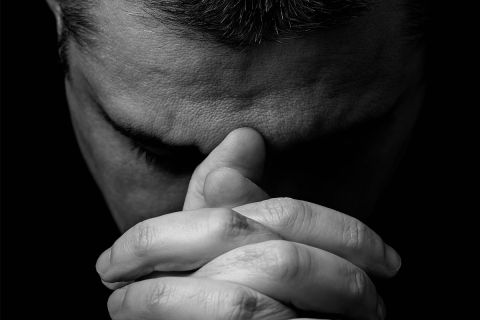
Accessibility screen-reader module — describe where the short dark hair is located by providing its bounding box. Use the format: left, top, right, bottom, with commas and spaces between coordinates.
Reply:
141, 0, 371, 46
57, 0, 373, 48
57, 0, 427, 57
57, 0, 96, 70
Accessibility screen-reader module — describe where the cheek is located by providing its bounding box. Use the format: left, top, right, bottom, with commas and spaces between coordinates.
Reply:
66, 81, 191, 231
107, 171, 190, 231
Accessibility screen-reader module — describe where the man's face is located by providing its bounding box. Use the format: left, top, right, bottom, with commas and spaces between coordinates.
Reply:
59, 0, 424, 231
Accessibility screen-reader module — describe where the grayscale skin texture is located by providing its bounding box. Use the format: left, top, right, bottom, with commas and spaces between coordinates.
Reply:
58, 0, 424, 231
46, 0, 423, 318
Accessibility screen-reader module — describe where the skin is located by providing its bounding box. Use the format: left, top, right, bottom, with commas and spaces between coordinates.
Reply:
97, 128, 399, 319
47, 0, 424, 318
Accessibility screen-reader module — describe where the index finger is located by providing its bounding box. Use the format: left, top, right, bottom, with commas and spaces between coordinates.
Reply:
234, 198, 401, 277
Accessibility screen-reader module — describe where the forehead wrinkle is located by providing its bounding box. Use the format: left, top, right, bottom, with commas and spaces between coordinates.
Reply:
88, 31, 359, 103
76, 19, 390, 120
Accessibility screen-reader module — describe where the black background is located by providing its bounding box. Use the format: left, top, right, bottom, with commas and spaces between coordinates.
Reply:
1, 1, 472, 319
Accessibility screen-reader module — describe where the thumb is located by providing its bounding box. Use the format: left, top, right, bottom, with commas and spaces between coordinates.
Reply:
203, 167, 269, 208
183, 128, 266, 210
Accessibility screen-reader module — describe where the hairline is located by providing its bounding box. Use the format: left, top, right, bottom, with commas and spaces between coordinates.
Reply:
57, 0, 428, 71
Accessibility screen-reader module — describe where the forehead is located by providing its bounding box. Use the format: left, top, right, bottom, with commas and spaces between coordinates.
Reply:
69, 0, 412, 152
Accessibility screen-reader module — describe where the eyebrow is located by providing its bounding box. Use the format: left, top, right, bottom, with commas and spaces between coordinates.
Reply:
94, 99, 206, 172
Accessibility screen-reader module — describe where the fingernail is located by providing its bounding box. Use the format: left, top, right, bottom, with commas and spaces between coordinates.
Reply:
377, 296, 386, 320
385, 244, 401, 272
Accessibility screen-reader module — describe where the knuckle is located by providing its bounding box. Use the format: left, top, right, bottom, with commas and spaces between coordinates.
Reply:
145, 280, 170, 313
225, 287, 258, 320
342, 217, 368, 250
263, 197, 305, 228
262, 240, 302, 281
131, 221, 157, 257
347, 268, 369, 300
211, 208, 251, 240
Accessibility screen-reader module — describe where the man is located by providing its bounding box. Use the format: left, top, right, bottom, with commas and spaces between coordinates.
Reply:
45, 0, 426, 318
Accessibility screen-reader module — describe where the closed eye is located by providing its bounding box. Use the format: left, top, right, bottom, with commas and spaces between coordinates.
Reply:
128, 134, 205, 174
89, 91, 206, 173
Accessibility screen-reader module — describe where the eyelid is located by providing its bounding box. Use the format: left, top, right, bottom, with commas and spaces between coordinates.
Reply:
128, 139, 203, 174
129, 140, 168, 167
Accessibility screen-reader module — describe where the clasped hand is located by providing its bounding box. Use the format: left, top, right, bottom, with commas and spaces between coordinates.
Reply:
96, 128, 401, 320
